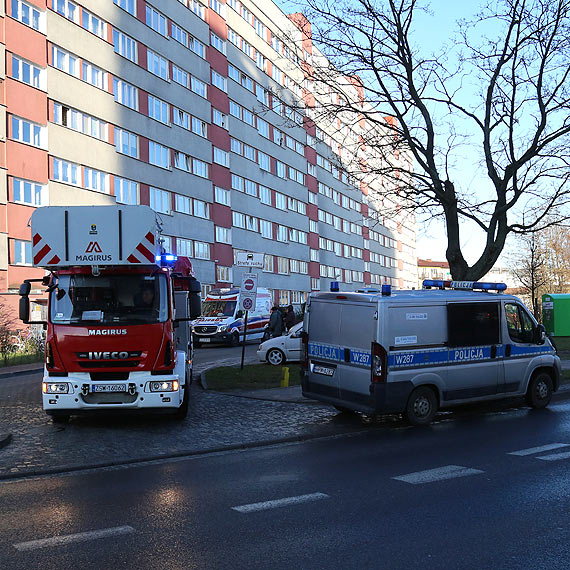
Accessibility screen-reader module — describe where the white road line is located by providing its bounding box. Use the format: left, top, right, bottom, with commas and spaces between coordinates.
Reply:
537, 451, 570, 462
13, 525, 135, 551
508, 443, 569, 456
392, 465, 484, 485
232, 492, 329, 513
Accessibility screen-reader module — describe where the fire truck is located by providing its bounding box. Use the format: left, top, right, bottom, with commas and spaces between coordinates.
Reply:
18, 205, 201, 422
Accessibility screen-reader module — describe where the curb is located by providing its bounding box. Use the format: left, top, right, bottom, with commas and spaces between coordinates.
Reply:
0, 366, 43, 380
0, 433, 13, 449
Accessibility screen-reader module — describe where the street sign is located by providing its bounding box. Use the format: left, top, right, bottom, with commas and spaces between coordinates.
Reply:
239, 272, 258, 312
235, 252, 264, 268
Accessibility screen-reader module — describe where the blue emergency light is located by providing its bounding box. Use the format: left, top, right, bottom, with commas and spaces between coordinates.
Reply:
155, 253, 178, 267
330, 281, 339, 292
422, 279, 507, 292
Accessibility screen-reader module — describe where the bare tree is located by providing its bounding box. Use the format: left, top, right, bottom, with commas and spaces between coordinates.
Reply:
282, 0, 570, 279
539, 223, 570, 292
510, 232, 547, 318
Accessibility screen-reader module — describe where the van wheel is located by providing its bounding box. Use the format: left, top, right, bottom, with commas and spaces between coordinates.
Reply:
526, 372, 553, 408
230, 332, 240, 346
404, 386, 437, 426
267, 348, 285, 366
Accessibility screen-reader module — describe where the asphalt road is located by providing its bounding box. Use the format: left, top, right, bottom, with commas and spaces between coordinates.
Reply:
2, 399, 570, 569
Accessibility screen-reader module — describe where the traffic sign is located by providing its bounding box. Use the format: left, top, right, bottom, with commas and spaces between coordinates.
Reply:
239, 272, 258, 312
235, 252, 264, 268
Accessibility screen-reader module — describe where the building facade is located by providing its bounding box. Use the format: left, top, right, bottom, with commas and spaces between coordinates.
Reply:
0, 0, 417, 315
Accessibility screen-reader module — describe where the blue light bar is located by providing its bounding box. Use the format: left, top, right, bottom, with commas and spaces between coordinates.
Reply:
155, 253, 178, 266
381, 284, 391, 296
422, 279, 507, 292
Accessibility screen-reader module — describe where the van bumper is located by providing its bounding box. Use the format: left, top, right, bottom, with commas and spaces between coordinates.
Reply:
370, 381, 413, 413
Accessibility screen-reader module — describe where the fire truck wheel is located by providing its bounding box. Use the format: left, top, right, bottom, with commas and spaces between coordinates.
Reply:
173, 385, 190, 420
51, 414, 70, 424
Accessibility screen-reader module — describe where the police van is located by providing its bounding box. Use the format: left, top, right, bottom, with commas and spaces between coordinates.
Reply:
301, 280, 561, 425
192, 287, 272, 346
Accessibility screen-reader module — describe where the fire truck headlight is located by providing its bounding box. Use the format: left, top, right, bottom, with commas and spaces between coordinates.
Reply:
149, 381, 179, 392
43, 382, 69, 394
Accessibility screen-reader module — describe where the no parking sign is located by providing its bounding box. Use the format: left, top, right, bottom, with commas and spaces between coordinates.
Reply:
239, 272, 258, 312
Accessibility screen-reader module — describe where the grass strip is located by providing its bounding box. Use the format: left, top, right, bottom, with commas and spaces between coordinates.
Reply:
205, 363, 301, 391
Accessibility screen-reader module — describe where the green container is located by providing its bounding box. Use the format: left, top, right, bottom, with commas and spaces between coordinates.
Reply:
542, 294, 570, 336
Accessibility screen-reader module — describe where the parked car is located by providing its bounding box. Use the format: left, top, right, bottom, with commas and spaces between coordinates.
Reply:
257, 322, 303, 365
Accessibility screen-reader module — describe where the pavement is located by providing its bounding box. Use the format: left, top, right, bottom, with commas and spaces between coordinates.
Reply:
1, 361, 570, 480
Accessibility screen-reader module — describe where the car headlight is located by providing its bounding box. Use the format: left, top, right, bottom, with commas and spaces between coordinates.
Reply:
149, 381, 179, 392
43, 382, 69, 394
218, 325, 228, 332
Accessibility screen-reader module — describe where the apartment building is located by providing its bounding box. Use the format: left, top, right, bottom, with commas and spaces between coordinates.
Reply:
0, 0, 417, 315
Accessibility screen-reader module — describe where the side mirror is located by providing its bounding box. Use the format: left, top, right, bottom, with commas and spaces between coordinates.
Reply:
189, 292, 201, 320
236, 310, 244, 319
19, 281, 31, 296
535, 324, 546, 345
19, 295, 30, 323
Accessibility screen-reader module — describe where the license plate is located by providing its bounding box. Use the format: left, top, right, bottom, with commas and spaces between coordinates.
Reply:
313, 365, 335, 377
200, 338, 211, 343
92, 384, 127, 393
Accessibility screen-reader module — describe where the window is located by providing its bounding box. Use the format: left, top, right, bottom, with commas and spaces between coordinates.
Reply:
244, 179, 256, 196
214, 186, 230, 206
192, 158, 208, 178
171, 23, 188, 47
194, 241, 210, 260
277, 225, 288, 242
54, 104, 107, 140
12, 55, 45, 90
263, 254, 274, 272
174, 151, 191, 172
258, 151, 270, 171
52, 157, 79, 185
13, 178, 46, 207
114, 127, 138, 158
259, 186, 271, 205
189, 0, 205, 19
212, 109, 227, 129
146, 5, 167, 36
52, 46, 78, 76
448, 303, 500, 347
176, 237, 193, 257
260, 219, 272, 238
275, 192, 286, 210
113, 78, 138, 110
115, 177, 138, 204
242, 109, 254, 126
277, 257, 289, 274
82, 61, 106, 89
232, 211, 245, 228
173, 107, 190, 129
149, 141, 170, 169
232, 174, 244, 191
192, 117, 207, 137
191, 37, 205, 58
172, 65, 190, 88
215, 226, 231, 244
216, 265, 232, 283
257, 118, 269, 138
210, 32, 226, 54
243, 143, 255, 161
13, 239, 32, 265
191, 76, 207, 97
150, 187, 171, 214
175, 194, 191, 214
505, 303, 535, 344
114, 0, 135, 15
211, 70, 227, 92
148, 95, 169, 124
82, 9, 106, 39
84, 167, 109, 193
276, 161, 286, 179
245, 215, 258, 232
229, 101, 241, 119
228, 63, 239, 82
210, 0, 224, 16
310, 248, 319, 261
113, 30, 137, 62
147, 50, 168, 80
11, 116, 45, 148
193, 199, 209, 219
213, 147, 229, 167
256, 85, 269, 106
12, 0, 44, 31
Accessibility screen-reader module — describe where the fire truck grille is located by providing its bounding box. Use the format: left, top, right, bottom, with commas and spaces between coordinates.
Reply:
78, 361, 140, 368
81, 392, 138, 404
194, 326, 217, 334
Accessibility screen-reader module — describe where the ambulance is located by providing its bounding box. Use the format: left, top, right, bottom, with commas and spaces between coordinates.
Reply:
192, 287, 272, 346
301, 280, 561, 425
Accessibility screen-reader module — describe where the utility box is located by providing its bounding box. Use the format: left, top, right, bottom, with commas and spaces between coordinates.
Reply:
542, 294, 570, 336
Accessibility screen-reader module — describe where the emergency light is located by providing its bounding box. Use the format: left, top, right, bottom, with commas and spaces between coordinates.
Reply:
155, 253, 178, 267
422, 279, 507, 292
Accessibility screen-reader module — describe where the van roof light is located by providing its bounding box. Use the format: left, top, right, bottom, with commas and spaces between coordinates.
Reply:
422, 279, 507, 292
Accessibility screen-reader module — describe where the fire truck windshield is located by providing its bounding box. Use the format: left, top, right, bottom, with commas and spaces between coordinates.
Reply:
50, 273, 168, 325
201, 300, 237, 317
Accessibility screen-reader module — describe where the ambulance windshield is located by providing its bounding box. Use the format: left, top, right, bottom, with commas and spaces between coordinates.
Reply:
201, 300, 237, 317
50, 273, 168, 325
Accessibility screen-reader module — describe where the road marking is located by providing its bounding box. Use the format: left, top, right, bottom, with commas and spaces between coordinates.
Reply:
232, 492, 329, 513
508, 443, 569, 456
13, 525, 134, 551
537, 451, 570, 462
392, 465, 484, 485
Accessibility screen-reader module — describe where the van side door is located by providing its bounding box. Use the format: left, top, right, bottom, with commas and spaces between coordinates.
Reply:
502, 302, 539, 393
445, 302, 503, 402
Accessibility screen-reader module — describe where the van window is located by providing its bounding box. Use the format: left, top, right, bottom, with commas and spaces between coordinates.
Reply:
505, 303, 534, 343
448, 303, 500, 347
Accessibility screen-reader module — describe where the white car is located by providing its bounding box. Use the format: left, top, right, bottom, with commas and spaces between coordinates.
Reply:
257, 322, 303, 366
